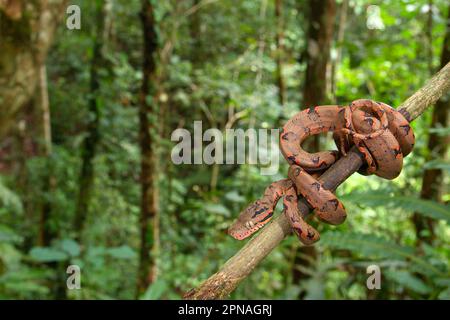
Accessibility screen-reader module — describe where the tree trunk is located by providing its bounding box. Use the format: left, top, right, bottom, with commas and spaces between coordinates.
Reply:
36, 64, 55, 248
275, 0, 286, 108
413, 4, 450, 245
137, 0, 160, 297
73, 0, 105, 241
36, 57, 67, 301
301, 0, 336, 153
293, 0, 336, 299
189, 0, 202, 64
331, 0, 348, 99
0, 0, 67, 139
426, 0, 434, 75
302, 0, 336, 109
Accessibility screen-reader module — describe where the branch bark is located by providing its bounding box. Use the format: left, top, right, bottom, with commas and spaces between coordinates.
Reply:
184, 61, 450, 300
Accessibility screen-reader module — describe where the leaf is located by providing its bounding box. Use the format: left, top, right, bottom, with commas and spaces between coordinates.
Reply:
321, 232, 413, 260
0, 225, 22, 244
141, 279, 167, 300
434, 278, 450, 287
0, 268, 52, 296
29, 247, 68, 262
423, 160, 450, 172
224, 191, 246, 203
429, 127, 450, 136
203, 203, 230, 216
58, 239, 81, 257
438, 287, 450, 300
0, 181, 23, 214
107, 245, 136, 260
320, 232, 444, 277
385, 270, 431, 295
3, 281, 50, 295
171, 179, 187, 195
342, 192, 450, 223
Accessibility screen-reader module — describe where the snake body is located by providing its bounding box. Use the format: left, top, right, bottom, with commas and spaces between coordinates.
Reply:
228, 99, 415, 245
228, 179, 320, 245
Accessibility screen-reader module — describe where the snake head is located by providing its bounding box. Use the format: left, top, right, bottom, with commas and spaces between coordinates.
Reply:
228, 200, 274, 240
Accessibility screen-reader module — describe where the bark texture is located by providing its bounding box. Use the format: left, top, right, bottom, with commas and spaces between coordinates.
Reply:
189, 0, 202, 64
137, 0, 160, 297
36, 64, 54, 248
331, 0, 348, 99
184, 61, 450, 300
302, 0, 336, 108
0, 0, 67, 139
275, 0, 286, 107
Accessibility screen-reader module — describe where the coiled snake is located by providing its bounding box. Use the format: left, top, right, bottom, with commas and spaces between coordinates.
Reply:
228, 99, 415, 245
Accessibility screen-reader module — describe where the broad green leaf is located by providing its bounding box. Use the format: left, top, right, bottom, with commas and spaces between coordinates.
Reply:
429, 127, 450, 136
385, 270, 431, 295
29, 247, 68, 262
58, 239, 81, 257
0, 182, 23, 214
0, 225, 22, 243
141, 279, 167, 300
224, 191, 246, 203
203, 203, 230, 216
107, 245, 136, 260
320, 232, 444, 277
423, 160, 450, 172
320, 232, 414, 260
342, 192, 450, 223
438, 287, 450, 300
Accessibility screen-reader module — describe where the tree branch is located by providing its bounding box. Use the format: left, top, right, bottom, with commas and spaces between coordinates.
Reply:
184, 61, 450, 300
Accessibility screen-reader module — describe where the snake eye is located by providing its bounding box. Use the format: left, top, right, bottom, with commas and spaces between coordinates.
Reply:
245, 221, 255, 229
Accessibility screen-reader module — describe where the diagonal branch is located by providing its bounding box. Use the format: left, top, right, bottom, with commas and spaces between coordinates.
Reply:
184, 62, 450, 300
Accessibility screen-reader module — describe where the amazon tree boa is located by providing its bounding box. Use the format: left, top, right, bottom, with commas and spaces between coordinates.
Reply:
228, 99, 415, 245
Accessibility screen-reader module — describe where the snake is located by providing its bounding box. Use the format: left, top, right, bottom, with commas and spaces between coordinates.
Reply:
228, 99, 415, 245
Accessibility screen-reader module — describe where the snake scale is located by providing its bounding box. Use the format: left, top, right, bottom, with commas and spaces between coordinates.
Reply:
228, 99, 415, 245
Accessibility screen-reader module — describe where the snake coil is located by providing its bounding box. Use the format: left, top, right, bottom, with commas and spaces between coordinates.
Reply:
228, 99, 415, 245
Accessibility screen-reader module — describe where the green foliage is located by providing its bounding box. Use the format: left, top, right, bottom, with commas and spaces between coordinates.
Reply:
321, 232, 415, 261
320, 231, 449, 298
0, 179, 23, 215
385, 270, 431, 295
342, 192, 450, 223
29, 247, 69, 263
0, 224, 22, 243
107, 246, 136, 260
142, 279, 168, 300
423, 159, 450, 172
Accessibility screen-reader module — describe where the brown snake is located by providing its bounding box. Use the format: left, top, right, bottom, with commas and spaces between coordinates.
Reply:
228, 99, 415, 245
